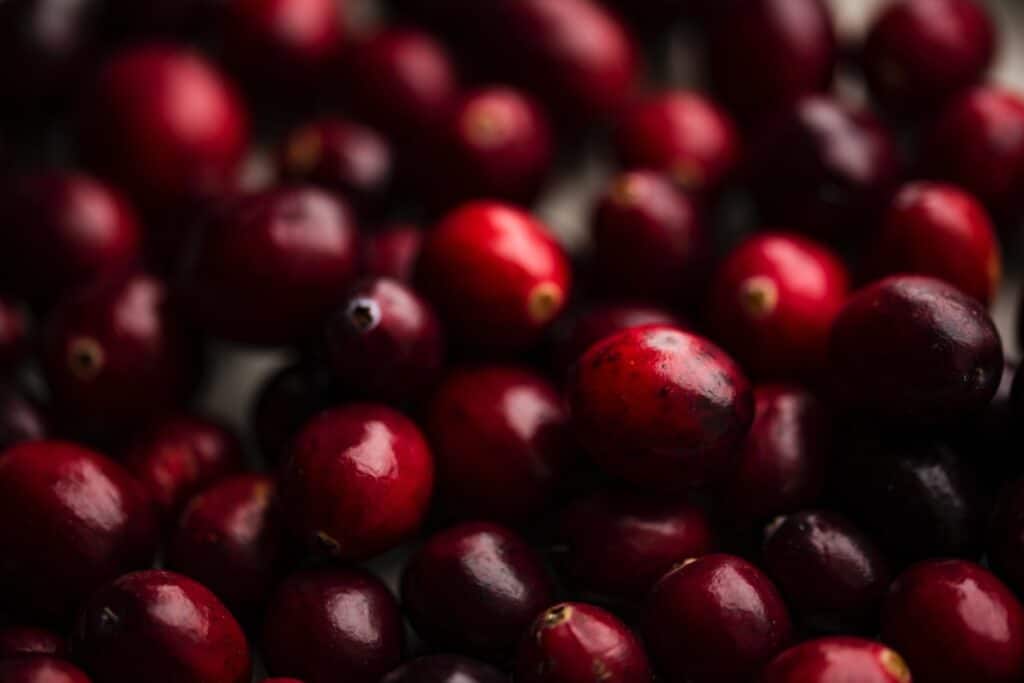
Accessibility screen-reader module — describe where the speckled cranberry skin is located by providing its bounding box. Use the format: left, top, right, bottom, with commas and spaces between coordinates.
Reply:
0, 297, 29, 374
0, 626, 68, 660
0, 657, 92, 683
361, 224, 422, 283
0, 385, 47, 452
829, 275, 1002, 426
988, 479, 1024, 596
401, 522, 556, 658
761, 637, 912, 683
249, 363, 336, 464
281, 404, 434, 561
382, 655, 506, 683
883, 560, 1024, 683
643, 554, 791, 683
568, 325, 754, 491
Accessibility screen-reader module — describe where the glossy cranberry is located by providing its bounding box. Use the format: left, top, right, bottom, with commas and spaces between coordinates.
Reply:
401, 521, 556, 658
0, 385, 47, 453
0, 626, 68, 659
417, 201, 571, 352
361, 223, 422, 282
324, 278, 444, 403
0, 297, 29, 374
262, 568, 403, 683
709, 232, 848, 380
883, 560, 1024, 683
281, 404, 433, 561
558, 489, 715, 600
382, 655, 506, 683
0, 657, 91, 683
568, 325, 753, 491
829, 275, 1002, 425
249, 363, 335, 464
643, 554, 791, 683
762, 637, 911, 683
516, 603, 652, 683
0, 441, 157, 623
180, 187, 359, 345
426, 366, 574, 524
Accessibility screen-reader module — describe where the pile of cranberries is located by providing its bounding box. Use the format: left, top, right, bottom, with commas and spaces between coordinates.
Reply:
3, 0, 1024, 681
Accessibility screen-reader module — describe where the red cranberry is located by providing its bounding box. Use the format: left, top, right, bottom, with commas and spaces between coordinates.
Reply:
417, 201, 571, 352
762, 637, 911, 683
0, 657, 91, 683
0, 385, 47, 451
401, 521, 556, 658
883, 560, 1024, 683
382, 655, 506, 683
361, 223, 422, 282
249, 362, 335, 464
643, 554, 791, 683
281, 404, 434, 561
262, 568, 403, 683
0, 297, 29, 374
425, 366, 574, 524
0, 626, 68, 659
709, 232, 849, 380
516, 602, 652, 683
988, 479, 1024, 596
568, 325, 753, 491
829, 275, 1002, 426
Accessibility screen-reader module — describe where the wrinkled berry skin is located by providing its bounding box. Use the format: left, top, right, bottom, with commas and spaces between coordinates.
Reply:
361, 224, 422, 283
0, 626, 68, 659
0, 298, 29, 375
249, 363, 336, 464
0, 385, 47, 451
382, 655, 506, 683
0, 657, 92, 683
568, 325, 754, 492
829, 275, 1002, 426
883, 560, 1024, 683
988, 479, 1024, 597
761, 637, 912, 683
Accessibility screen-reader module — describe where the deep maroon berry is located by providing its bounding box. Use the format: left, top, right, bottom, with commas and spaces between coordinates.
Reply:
0, 297, 29, 374
249, 363, 335, 464
0, 657, 91, 683
0, 626, 68, 660
988, 479, 1024, 597
361, 223, 422, 282
762, 637, 911, 683
0, 385, 47, 451
382, 655, 506, 683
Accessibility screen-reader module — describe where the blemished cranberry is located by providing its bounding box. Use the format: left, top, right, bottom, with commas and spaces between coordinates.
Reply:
0, 297, 29, 374
988, 479, 1024, 596
883, 560, 1024, 683
643, 554, 791, 683
568, 325, 753, 491
761, 637, 912, 683
862, 0, 995, 117
382, 655, 506, 683
516, 602, 653, 683
281, 404, 434, 561
708, 232, 849, 381
870, 182, 1001, 305
401, 521, 556, 658
78, 45, 249, 210
0, 657, 91, 683
361, 223, 422, 282
262, 568, 403, 683
249, 363, 336, 464
323, 277, 445, 403
425, 366, 574, 524
558, 489, 716, 600
829, 275, 1002, 426
0, 441, 157, 623
0, 626, 68, 659
180, 187, 359, 346
75, 570, 251, 683
417, 201, 571, 352
0, 384, 47, 452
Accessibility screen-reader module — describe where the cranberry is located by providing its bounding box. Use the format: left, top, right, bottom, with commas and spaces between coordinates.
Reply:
883, 560, 1024, 683
708, 232, 849, 380
761, 637, 911, 683
0, 626, 68, 659
643, 554, 791, 683
0, 384, 47, 453
829, 275, 1002, 426
281, 404, 434, 561
249, 362, 336, 464
382, 655, 506, 683
361, 223, 422, 282
0, 297, 29, 374
180, 187, 359, 346
0, 657, 91, 683
516, 602, 652, 683
568, 325, 753, 491
262, 568, 403, 683
323, 277, 445, 403
425, 366, 574, 524
401, 521, 556, 658
988, 479, 1024, 596
417, 201, 571, 352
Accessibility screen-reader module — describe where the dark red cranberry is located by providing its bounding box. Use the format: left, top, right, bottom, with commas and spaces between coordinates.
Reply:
0, 441, 157, 623
425, 366, 574, 524
709, 232, 848, 380
361, 223, 422, 282
417, 201, 571, 352
0, 385, 47, 451
401, 521, 556, 658
558, 489, 715, 600
988, 479, 1024, 597
262, 568, 403, 683
516, 602, 652, 683
0, 626, 68, 660
180, 187, 359, 346
883, 560, 1024, 683
643, 554, 791, 683
324, 277, 445, 403
568, 325, 753, 491
382, 655, 506, 683
0, 297, 29, 374
249, 363, 335, 464
762, 637, 911, 683
75, 570, 251, 683
281, 404, 434, 561
0, 657, 91, 683
829, 275, 1002, 426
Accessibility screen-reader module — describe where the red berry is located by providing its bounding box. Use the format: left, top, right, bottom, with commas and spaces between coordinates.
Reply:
361, 223, 422, 282
0, 657, 91, 683
382, 656, 505, 683
762, 637, 911, 683
0, 626, 68, 660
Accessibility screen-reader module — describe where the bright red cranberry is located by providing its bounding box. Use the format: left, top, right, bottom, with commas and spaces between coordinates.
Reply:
709, 232, 848, 380
401, 521, 556, 658
516, 602, 652, 683
0, 384, 47, 453
643, 554, 791, 683
829, 275, 1002, 426
417, 201, 571, 352
0, 297, 29, 374
249, 362, 336, 464
988, 479, 1024, 596
762, 637, 912, 683
568, 325, 753, 491
281, 404, 434, 561
558, 489, 715, 600
361, 223, 422, 282
382, 655, 506, 683
0, 657, 91, 683
0, 626, 68, 660
425, 366, 574, 524
0, 441, 157, 623
883, 560, 1024, 683
324, 277, 445, 403
180, 187, 359, 346
262, 568, 403, 683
